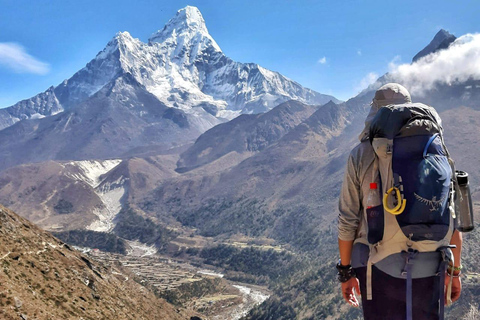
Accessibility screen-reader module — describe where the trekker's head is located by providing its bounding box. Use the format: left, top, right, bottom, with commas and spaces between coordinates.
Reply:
359, 83, 411, 141
372, 83, 411, 108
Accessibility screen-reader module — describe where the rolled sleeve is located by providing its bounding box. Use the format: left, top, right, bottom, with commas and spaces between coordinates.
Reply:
338, 153, 362, 241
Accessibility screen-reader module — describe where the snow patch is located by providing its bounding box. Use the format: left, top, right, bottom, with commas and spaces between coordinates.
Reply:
87, 177, 127, 232
65, 159, 126, 232
216, 109, 242, 121
29, 113, 45, 119
67, 159, 122, 188
72, 246, 92, 254
126, 240, 157, 257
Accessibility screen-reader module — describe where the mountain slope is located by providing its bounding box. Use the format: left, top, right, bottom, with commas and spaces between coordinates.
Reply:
0, 87, 62, 130
177, 100, 321, 171
0, 73, 206, 171
0, 155, 179, 233
141, 99, 366, 249
0, 205, 186, 320
0, 160, 106, 231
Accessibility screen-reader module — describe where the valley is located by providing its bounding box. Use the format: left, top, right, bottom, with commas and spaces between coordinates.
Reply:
84, 241, 271, 320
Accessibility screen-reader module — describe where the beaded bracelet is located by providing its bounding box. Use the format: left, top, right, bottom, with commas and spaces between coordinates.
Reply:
447, 264, 462, 272
447, 264, 462, 277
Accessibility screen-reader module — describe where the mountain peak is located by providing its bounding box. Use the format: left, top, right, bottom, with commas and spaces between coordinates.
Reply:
149, 6, 209, 43
107, 31, 135, 47
436, 29, 452, 37
115, 31, 134, 40
96, 31, 135, 60
175, 6, 206, 30
412, 29, 456, 63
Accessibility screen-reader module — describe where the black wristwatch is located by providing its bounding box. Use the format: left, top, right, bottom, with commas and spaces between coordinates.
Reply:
336, 260, 355, 283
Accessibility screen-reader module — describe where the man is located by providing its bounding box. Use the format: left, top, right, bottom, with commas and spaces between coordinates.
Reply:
337, 83, 462, 320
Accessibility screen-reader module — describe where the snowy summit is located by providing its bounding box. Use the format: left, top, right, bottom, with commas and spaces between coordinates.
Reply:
149, 6, 217, 48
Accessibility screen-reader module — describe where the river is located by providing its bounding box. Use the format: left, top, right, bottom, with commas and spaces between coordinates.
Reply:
196, 270, 270, 320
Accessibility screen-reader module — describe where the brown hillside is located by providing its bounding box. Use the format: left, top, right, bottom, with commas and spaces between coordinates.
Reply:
0, 204, 187, 320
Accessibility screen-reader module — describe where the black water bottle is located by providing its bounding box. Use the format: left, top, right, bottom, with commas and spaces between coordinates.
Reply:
455, 170, 475, 232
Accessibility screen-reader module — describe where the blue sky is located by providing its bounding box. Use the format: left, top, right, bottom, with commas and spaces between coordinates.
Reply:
0, 0, 479, 107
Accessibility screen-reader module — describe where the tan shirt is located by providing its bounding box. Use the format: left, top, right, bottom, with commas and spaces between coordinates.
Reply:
337, 139, 376, 242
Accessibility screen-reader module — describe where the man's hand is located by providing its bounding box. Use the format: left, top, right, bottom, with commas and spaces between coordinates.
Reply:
445, 274, 461, 305
341, 277, 360, 307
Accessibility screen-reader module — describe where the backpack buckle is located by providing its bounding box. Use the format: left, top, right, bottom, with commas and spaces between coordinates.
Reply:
401, 249, 418, 276
386, 143, 393, 154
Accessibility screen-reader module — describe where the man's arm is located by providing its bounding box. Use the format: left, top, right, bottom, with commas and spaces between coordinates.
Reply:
338, 153, 362, 307
338, 154, 362, 243
338, 238, 360, 307
338, 239, 354, 266
446, 230, 462, 303
450, 229, 462, 270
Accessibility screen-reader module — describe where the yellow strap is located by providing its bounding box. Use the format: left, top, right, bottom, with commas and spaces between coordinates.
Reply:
383, 187, 407, 215
397, 198, 407, 213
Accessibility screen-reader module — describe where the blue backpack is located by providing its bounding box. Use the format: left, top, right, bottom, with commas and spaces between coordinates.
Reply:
365, 103, 456, 320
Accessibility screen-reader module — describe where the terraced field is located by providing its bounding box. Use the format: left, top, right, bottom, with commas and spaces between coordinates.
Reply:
89, 250, 270, 319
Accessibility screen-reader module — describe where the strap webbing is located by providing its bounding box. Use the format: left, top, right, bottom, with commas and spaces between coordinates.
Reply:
367, 244, 377, 301
438, 260, 447, 320
406, 264, 413, 320
402, 249, 418, 320
367, 258, 373, 300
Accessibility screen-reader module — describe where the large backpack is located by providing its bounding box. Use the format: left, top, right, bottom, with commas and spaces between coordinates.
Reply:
365, 102, 456, 320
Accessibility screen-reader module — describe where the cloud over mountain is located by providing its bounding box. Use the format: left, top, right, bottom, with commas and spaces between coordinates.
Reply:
0, 42, 50, 74
389, 33, 480, 95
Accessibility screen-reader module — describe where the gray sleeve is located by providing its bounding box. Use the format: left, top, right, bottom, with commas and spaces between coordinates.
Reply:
338, 153, 362, 241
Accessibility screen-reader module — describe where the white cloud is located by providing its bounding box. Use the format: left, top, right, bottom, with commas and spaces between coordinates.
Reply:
0, 42, 50, 75
388, 33, 480, 96
388, 55, 402, 71
355, 72, 380, 93
317, 56, 327, 64
357, 50, 362, 56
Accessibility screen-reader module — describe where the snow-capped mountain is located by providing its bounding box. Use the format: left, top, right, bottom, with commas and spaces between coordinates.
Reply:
0, 6, 339, 132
